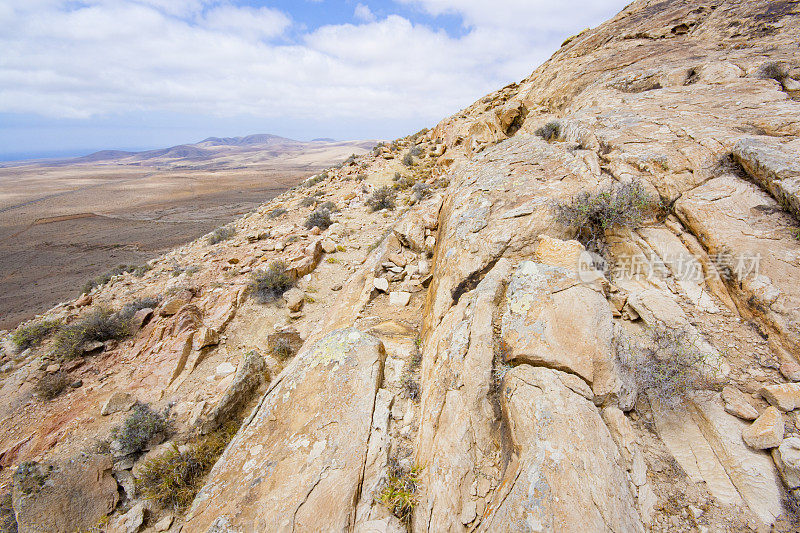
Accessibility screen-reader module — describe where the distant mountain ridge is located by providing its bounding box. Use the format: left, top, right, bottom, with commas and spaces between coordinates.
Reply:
0, 134, 374, 168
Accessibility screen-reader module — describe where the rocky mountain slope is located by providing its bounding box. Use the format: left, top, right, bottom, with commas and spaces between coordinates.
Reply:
2, 0, 800, 531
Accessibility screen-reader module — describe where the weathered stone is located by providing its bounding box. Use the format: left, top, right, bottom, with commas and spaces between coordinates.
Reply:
45, 364, 60, 374
215, 362, 236, 378
321, 238, 336, 254
131, 307, 153, 330
483, 365, 643, 531
199, 350, 268, 434
388, 291, 411, 306
282, 287, 305, 312
159, 290, 192, 316
393, 217, 426, 252
773, 437, 800, 491
193, 326, 219, 350
74, 293, 92, 307
651, 392, 783, 527
534, 234, 585, 270
373, 277, 389, 293
12, 454, 119, 533
780, 360, 800, 382
721, 386, 759, 420
154, 514, 174, 532
742, 406, 784, 450
733, 138, 800, 220
184, 329, 385, 531
762, 383, 800, 412
501, 261, 620, 398
101, 391, 136, 416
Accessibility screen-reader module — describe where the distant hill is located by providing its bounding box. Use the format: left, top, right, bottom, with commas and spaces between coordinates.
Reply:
4, 135, 376, 169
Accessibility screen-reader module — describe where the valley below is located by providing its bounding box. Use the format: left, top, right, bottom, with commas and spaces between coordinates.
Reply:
0, 137, 372, 329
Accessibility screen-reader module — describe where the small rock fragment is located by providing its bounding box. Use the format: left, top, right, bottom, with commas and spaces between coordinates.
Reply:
374, 277, 389, 293
773, 436, 800, 489
283, 288, 305, 312
761, 383, 800, 412
101, 392, 137, 416
215, 362, 236, 378
389, 291, 411, 306
721, 386, 759, 420
742, 406, 784, 449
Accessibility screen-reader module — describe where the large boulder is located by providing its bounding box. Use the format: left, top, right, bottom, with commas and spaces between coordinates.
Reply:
12, 454, 119, 533
199, 350, 269, 434
482, 365, 644, 532
184, 328, 385, 531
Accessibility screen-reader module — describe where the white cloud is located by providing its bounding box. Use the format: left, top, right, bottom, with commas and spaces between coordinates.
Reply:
203, 5, 291, 40
354, 3, 376, 23
0, 0, 630, 126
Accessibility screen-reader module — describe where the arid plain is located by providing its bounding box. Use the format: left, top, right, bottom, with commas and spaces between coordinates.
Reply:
0, 136, 373, 329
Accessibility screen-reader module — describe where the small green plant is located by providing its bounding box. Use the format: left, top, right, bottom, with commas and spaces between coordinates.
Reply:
271, 338, 294, 361
305, 208, 332, 230
0, 491, 17, 533
336, 245, 346, 252
267, 207, 287, 219
393, 176, 415, 190
11, 320, 62, 351
51, 308, 132, 360
207, 225, 236, 245
355, 173, 367, 182
326, 257, 340, 264
366, 187, 396, 212
792, 228, 800, 241
536, 121, 562, 142
378, 464, 421, 523
251, 261, 293, 303
137, 423, 236, 511
111, 404, 167, 454
554, 181, 658, 255
34, 371, 70, 400
304, 172, 328, 187
402, 152, 415, 167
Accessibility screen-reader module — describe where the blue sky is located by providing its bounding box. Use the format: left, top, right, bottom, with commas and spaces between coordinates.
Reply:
0, 0, 630, 160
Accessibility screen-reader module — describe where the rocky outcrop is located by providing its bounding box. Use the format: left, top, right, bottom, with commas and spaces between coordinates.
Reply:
184, 329, 385, 531
3, 0, 800, 531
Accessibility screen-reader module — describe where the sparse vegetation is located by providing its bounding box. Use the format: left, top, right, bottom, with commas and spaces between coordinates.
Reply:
251, 261, 293, 303
304, 172, 328, 187
34, 371, 70, 400
137, 422, 237, 511
171, 264, 200, 277
51, 308, 132, 360
536, 121, 562, 142
305, 207, 333, 230
83, 264, 147, 293
366, 187, 396, 212
619, 325, 713, 406
11, 319, 62, 351
792, 228, 800, 242
207, 225, 236, 245
300, 195, 319, 207
554, 180, 658, 254
411, 183, 432, 202
111, 404, 167, 454
402, 152, 415, 167
267, 207, 287, 219
271, 338, 294, 361
393, 176, 415, 190
13, 462, 51, 495
119, 297, 161, 320
760, 61, 788, 82
378, 463, 421, 523
318, 200, 338, 212
0, 491, 16, 533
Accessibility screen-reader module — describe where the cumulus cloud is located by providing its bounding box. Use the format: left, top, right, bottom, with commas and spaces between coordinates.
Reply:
0, 0, 630, 125
354, 3, 376, 23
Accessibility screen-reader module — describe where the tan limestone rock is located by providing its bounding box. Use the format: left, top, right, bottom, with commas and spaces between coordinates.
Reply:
742, 406, 784, 450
